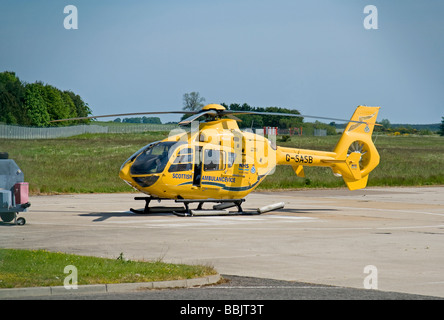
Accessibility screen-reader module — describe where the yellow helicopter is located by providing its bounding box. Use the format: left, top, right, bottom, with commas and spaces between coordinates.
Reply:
53, 104, 380, 216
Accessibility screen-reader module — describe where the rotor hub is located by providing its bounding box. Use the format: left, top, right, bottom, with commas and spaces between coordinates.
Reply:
201, 104, 226, 111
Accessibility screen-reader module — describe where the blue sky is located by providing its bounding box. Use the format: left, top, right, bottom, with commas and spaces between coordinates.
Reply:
1, 0, 443, 124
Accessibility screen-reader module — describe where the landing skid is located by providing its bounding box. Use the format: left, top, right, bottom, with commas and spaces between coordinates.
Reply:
130, 197, 285, 217
175, 198, 247, 217
130, 197, 184, 214
130, 197, 249, 216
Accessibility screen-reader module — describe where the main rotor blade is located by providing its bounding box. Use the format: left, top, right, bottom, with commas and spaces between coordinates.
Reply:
178, 110, 219, 126
226, 114, 243, 122
50, 111, 197, 123
222, 110, 379, 125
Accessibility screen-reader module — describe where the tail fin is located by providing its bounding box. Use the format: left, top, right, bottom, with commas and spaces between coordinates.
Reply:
331, 106, 380, 190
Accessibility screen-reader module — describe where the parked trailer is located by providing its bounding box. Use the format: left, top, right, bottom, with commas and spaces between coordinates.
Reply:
0, 152, 31, 225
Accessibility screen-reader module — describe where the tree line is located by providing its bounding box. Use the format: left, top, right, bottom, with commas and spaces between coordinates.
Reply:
441, 117, 444, 136
373, 118, 443, 135
112, 117, 162, 124
0, 71, 91, 127
221, 103, 303, 129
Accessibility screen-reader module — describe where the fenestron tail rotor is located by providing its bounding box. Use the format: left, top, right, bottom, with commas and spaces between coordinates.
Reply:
347, 140, 370, 171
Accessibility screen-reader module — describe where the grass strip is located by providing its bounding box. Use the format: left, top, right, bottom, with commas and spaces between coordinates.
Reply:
0, 248, 216, 288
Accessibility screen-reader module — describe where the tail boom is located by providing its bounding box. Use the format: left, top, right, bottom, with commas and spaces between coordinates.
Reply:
276, 106, 380, 190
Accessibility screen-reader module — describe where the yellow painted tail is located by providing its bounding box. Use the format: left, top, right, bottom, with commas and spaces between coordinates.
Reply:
275, 105, 380, 190
331, 106, 380, 190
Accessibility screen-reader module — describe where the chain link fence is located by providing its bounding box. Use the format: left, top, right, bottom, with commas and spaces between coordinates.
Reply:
0, 123, 178, 139
1, 123, 328, 139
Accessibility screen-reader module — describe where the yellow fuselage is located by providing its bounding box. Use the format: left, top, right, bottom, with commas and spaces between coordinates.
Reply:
119, 119, 276, 200
119, 105, 380, 199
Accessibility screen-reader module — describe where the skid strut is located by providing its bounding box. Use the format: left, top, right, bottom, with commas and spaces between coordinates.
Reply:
130, 197, 183, 214
175, 199, 245, 216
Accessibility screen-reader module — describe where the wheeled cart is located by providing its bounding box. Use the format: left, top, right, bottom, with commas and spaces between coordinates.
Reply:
0, 152, 31, 225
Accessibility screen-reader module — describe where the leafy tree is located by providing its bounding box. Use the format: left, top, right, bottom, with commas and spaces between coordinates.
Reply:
0, 91, 20, 124
122, 117, 140, 123
42, 84, 71, 125
0, 71, 26, 124
64, 90, 91, 123
61, 91, 77, 121
439, 117, 444, 136
142, 116, 161, 124
183, 92, 205, 111
221, 103, 303, 129
264, 106, 302, 128
121, 117, 162, 124
24, 83, 50, 127
380, 118, 391, 129
0, 71, 91, 126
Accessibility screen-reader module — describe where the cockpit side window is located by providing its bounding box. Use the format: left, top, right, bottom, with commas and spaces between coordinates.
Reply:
168, 147, 193, 172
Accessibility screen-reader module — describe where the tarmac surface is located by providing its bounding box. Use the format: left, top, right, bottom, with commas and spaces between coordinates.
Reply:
6, 275, 439, 300
1, 186, 444, 299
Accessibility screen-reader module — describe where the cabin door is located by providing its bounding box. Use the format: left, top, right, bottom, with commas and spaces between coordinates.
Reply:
193, 146, 203, 187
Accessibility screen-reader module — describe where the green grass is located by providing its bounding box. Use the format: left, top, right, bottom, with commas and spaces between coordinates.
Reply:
0, 249, 216, 288
1, 132, 443, 194
259, 134, 444, 189
1, 132, 168, 194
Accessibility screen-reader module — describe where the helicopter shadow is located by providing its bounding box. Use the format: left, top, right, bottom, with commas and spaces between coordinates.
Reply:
80, 207, 184, 222
80, 207, 339, 222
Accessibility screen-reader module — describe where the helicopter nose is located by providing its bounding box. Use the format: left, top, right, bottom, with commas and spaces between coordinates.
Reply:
119, 162, 132, 182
